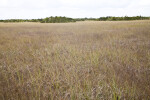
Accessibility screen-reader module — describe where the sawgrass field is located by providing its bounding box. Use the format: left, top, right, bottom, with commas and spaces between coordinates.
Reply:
0, 20, 150, 100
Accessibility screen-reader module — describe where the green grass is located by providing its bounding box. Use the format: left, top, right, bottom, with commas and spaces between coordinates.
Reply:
0, 20, 150, 100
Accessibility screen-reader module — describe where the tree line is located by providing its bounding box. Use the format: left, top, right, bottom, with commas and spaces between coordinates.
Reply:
0, 16, 76, 23
75, 16, 150, 21
0, 16, 149, 23
99, 16, 150, 21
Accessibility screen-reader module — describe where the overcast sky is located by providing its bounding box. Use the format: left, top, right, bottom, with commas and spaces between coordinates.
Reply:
0, 0, 150, 19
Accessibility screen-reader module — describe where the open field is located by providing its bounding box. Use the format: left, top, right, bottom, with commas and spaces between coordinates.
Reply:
0, 20, 150, 100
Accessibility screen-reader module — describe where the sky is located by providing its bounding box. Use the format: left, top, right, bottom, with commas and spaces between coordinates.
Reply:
0, 0, 150, 19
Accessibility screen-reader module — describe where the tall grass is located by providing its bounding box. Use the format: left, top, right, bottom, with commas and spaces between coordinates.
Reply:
0, 21, 150, 100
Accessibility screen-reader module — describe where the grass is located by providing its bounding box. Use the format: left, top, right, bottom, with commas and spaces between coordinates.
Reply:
0, 20, 150, 100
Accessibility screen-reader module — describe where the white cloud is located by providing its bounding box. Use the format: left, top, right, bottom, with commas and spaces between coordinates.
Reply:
0, 0, 150, 19
139, 0, 150, 6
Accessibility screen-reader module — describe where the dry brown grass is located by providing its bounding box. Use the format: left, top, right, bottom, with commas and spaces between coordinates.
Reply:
0, 20, 150, 100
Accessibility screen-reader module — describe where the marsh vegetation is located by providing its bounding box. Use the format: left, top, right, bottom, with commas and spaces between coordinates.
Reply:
0, 20, 150, 100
